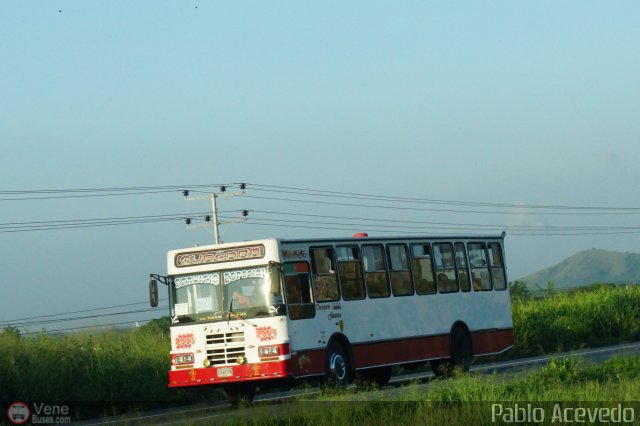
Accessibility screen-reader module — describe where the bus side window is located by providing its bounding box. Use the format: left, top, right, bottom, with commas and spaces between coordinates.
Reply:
283, 262, 315, 320
387, 244, 413, 296
434, 243, 458, 293
410, 244, 436, 294
455, 243, 471, 292
336, 246, 366, 300
488, 243, 507, 290
468, 243, 492, 291
310, 247, 340, 302
362, 245, 390, 298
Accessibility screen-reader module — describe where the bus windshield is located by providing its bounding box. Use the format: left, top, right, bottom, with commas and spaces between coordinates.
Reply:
170, 265, 284, 324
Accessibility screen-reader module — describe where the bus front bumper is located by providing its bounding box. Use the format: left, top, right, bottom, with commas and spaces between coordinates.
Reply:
168, 360, 291, 387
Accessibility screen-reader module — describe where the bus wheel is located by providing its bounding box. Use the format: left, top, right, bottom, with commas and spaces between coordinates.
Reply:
431, 327, 473, 377
356, 366, 392, 388
326, 342, 351, 387
450, 326, 473, 372
224, 383, 256, 407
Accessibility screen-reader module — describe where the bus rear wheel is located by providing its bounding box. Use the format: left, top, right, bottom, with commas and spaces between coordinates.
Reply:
430, 327, 473, 377
450, 326, 473, 372
326, 342, 351, 387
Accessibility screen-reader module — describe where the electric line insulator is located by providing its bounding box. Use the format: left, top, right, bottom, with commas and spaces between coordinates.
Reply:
220, 185, 227, 192
182, 190, 189, 197
204, 215, 211, 222
240, 183, 246, 190
241, 210, 249, 217
185, 218, 192, 225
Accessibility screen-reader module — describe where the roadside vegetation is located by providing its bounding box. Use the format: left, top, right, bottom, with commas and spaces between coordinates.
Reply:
1, 283, 639, 419
508, 282, 640, 358
219, 356, 640, 426
0, 318, 220, 417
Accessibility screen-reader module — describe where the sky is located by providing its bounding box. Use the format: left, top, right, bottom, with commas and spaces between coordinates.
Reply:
1, 1, 639, 331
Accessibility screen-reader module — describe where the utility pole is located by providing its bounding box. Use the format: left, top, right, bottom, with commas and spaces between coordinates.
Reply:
183, 184, 247, 244
210, 193, 220, 244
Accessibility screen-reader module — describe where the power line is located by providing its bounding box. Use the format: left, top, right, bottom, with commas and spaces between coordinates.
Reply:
0, 211, 218, 233
0, 189, 181, 201
246, 183, 640, 212
247, 210, 640, 232
0, 299, 168, 326
1, 205, 637, 236
1, 182, 638, 237
242, 194, 640, 216
4, 308, 163, 328
228, 215, 640, 236
0, 183, 232, 195
0, 183, 240, 201
22, 319, 155, 335
6, 180, 637, 212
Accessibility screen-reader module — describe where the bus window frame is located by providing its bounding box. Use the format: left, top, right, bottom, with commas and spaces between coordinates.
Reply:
488, 243, 508, 291
433, 242, 459, 293
336, 245, 366, 301
283, 261, 316, 320
361, 244, 391, 299
309, 246, 341, 302
386, 243, 414, 297
468, 242, 492, 291
410, 243, 437, 295
455, 242, 471, 292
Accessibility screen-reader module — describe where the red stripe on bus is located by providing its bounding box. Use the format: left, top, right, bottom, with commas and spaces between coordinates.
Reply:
471, 328, 514, 355
352, 334, 451, 368
289, 349, 328, 377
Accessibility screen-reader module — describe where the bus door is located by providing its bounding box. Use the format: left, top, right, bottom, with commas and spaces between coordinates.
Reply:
283, 262, 316, 375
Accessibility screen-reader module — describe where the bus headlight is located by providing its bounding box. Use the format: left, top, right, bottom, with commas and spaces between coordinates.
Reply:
171, 353, 194, 365
258, 343, 290, 358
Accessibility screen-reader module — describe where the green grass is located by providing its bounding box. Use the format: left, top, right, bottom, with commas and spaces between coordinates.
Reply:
510, 284, 640, 357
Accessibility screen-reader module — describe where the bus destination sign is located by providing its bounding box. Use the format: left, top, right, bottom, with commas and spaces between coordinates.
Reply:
175, 245, 265, 267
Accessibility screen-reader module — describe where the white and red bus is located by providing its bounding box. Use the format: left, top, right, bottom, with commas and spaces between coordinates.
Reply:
149, 233, 513, 402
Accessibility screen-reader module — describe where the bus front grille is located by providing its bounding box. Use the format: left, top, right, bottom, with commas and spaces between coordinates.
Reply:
205, 331, 245, 366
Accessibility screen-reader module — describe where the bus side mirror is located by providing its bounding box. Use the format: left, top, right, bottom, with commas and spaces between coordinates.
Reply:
149, 278, 159, 307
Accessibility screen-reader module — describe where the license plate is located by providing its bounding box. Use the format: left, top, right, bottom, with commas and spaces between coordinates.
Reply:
217, 367, 233, 378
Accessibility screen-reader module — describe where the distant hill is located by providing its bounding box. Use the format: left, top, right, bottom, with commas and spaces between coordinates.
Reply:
516, 248, 640, 288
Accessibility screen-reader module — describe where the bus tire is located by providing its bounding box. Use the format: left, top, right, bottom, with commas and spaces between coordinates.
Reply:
224, 382, 256, 406
326, 342, 351, 387
450, 326, 473, 372
430, 326, 473, 377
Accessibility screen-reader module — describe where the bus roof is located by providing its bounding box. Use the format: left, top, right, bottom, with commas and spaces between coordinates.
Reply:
277, 233, 506, 245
